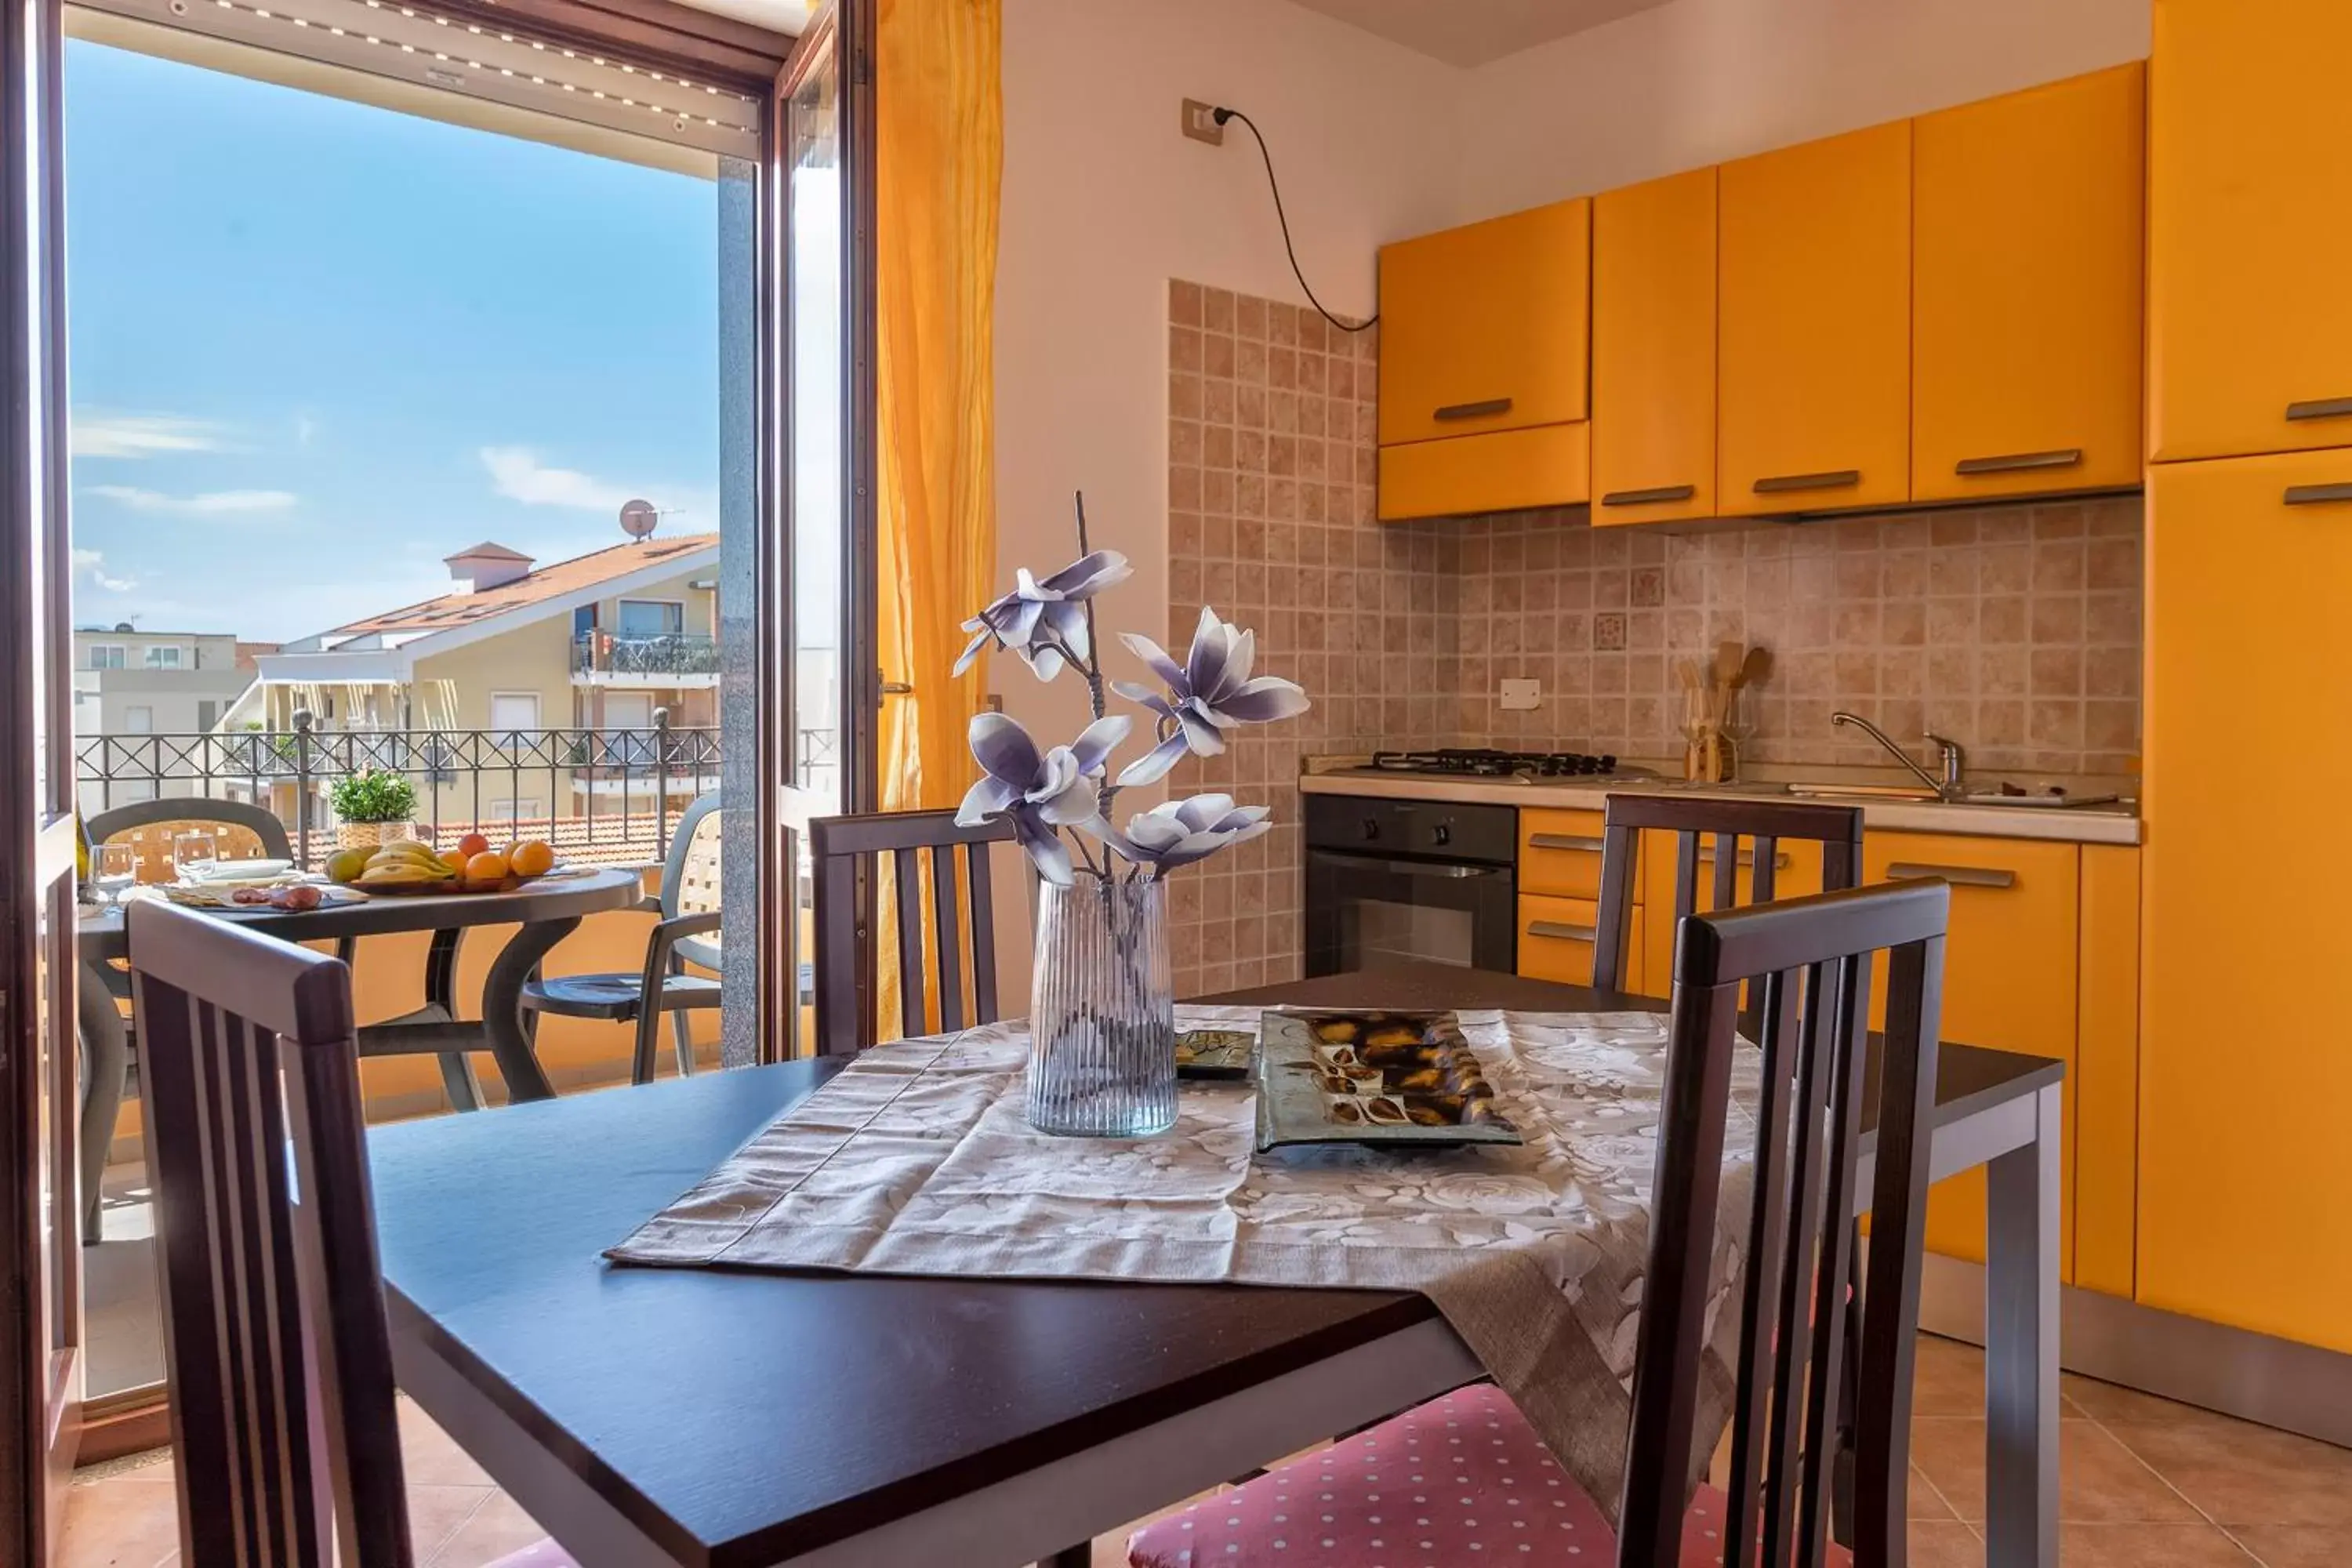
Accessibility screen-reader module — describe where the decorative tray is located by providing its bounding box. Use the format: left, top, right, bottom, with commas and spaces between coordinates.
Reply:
1254, 1008, 1521, 1151
1174, 1027, 1254, 1080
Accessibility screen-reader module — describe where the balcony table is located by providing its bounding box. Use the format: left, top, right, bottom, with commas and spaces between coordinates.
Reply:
74, 865, 642, 1238
366, 962, 2063, 1568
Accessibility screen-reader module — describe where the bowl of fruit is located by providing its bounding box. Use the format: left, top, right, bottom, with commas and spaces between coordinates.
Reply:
326, 835, 558, 896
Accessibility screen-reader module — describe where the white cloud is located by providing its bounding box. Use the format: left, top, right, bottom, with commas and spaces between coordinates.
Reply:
480, 446, 637, 513
84, 485, 299, 515
71, 412, 225, 459
71, 547, 136, 593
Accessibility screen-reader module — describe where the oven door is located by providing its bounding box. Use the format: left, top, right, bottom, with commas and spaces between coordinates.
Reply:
1304, 848, 1517, 978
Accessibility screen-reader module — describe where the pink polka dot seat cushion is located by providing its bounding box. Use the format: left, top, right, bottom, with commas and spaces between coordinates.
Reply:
1124, 1382, 1850, 1567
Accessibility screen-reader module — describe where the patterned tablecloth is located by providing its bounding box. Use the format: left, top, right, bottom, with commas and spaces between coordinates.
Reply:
609, 1006, 1759, 1521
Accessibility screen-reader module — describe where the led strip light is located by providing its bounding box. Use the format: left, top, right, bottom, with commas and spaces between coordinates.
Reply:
82, 0, 762, 158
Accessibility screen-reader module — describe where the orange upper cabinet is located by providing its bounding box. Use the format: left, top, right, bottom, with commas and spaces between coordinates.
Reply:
1718, 122, 1912, 516
1912, 64, 2146, 503
2151, 0, 2352, 462
1377, 198, 1590, 448
1592, 168, 1717, 526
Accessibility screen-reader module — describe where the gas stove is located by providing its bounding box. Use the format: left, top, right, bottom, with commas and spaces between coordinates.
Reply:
1365, 747, 1623, 779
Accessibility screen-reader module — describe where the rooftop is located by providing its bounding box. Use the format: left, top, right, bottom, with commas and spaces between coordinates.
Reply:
310, 533, 719, 641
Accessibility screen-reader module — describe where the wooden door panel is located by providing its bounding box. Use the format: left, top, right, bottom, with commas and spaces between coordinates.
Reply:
1593, 167, 1716, 525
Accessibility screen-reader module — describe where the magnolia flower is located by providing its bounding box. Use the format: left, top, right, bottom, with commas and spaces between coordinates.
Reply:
953, 550, 1133, 681
1112, 606, 1312, 786
1090, 793, 1272, 876
956, 712, 1130, 886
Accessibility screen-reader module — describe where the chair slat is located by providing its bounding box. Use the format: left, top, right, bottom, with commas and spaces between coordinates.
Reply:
1672, 827, 1701, 923
1711, 829, 1740, 913
892, 844, 927, 1033
932, 845, 967, 1032
1724, 965, 1802, 1568
1761, 959, 1843, 1565
968, 842, 1000, 1025
1797, 950, 1878, 1557
1751, 833, 1780, 905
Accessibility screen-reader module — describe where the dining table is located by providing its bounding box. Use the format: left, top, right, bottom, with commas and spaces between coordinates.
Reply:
75, 865, 643, 1239
368, 961, 2063, 1568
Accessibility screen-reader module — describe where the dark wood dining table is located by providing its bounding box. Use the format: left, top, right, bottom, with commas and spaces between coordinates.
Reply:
368, 963, 2063, 1568
75, 866, 642, 1238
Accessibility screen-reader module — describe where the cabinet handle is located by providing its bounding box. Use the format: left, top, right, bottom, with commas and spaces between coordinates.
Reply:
2285, 397, 2352, 423
1600, 484, 1697, 507
1753, 469, 1861, 495
1886, 862, 2016, 890
2283, 483, 2352, 507
1955, 448, 2083, 476
1526, 920, 1598, 943
1435, 397, 1514, 422
1697, 848, 1792, 870
1528, 832, 1606, 852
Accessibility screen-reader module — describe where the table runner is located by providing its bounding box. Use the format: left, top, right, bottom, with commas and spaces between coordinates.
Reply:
610, 1006, 1759, 1521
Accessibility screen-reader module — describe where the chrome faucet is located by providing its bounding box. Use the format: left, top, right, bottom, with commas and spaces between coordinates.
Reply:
1831, 711, 1967, 800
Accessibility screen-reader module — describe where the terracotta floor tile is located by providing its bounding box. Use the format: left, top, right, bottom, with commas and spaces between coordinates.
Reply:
1905, 1520, 1983, 1568
2229, 1524, 2346, 1567
2064, 1373, 2249, 1429
2056, 1522, 2260, 1566
2103, 1418, 2352, 1527
426, 1490, 550, 1568
60, 1471, 180, 1568
1911, 1332, 1987, 1417
1910, 1416, 2199, 1523
1910, 1462, 1958, 1521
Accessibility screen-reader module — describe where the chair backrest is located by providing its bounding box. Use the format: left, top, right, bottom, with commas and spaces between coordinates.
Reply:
660, 790, 724, 919
1617, 878, 1949, 1568
90, 796, 295, 884
809, 808, 1017, 1055
127, 899, 412, 1568
1592, 794, 1864, 994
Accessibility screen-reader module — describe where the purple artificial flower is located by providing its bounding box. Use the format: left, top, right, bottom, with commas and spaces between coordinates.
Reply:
953, 550, 1133, 681
956, 711, 1130, 885
1089, 793, 1272, 876
1112, 606, 1311, 786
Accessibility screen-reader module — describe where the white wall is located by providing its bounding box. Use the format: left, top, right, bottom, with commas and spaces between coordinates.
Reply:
1453, 0, 2150, 220
989, 0, 1464, 985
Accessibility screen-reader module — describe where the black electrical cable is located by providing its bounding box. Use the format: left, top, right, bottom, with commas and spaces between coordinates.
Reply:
1212, 106, 1377, 334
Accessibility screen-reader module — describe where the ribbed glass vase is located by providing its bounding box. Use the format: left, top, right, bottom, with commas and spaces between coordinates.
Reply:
1025, 873, 1177, 1137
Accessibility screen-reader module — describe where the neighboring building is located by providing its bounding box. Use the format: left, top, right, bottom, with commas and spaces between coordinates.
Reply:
73, 627, 268, 812
242, 532, 723, 836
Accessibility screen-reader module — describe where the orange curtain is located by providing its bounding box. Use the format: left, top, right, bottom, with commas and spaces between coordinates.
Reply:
875, 0, 1001, 1040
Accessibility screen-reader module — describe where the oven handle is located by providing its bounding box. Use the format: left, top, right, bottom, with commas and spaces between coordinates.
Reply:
1306, 848, 1508, 880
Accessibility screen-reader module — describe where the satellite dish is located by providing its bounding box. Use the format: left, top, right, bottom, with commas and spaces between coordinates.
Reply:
619, 499, 660, 542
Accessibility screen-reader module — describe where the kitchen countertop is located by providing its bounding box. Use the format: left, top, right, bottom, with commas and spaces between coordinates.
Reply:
1300, 770, 2142, 846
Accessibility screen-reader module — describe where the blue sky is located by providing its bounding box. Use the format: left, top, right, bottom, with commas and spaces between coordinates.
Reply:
64, 38, 728, 642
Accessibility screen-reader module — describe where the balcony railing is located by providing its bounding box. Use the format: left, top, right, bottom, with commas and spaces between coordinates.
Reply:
571, 630, 720, 679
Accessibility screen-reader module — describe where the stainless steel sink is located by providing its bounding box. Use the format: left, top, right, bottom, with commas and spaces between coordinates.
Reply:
1784, 782, 1944, 803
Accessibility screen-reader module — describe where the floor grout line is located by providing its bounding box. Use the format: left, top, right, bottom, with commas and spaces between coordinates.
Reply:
419, 1488, 496, 1568
2080, 1409, 2267, 1563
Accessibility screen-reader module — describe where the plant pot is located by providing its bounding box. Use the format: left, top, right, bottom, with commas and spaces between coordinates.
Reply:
336, 820, 419, 852
1025, 873, 1177, 1137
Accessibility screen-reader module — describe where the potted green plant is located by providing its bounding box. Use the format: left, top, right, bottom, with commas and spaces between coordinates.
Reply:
331, 768, 421, 852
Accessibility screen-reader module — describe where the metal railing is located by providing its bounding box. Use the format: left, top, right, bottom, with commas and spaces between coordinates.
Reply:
570, 630, 721, 678
75, 709, 724, 867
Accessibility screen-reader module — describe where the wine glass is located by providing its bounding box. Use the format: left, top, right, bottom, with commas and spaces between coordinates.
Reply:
1719, 686, 1759, 782
93, 842, 137, 906
171, 829, 219, 882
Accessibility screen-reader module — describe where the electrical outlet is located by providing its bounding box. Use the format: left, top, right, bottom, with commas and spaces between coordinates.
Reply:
1181, 99, 1225, 146
1500, 678, 1541, 711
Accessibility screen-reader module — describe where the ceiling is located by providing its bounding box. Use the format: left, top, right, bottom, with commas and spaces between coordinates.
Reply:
1286, 0, 1675, 67
667, 0, 811, 38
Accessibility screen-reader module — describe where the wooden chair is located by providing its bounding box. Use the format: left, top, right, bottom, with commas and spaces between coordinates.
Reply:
520, 792, 724, 1085
809, 808, 1015, 1056
127, 898, 572, 1568
1127, 877, 1951, 1568
1592, 793, 1865, 995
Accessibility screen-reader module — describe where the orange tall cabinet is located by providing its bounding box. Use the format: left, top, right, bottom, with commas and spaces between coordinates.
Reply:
1912, 63, 2146, 503
1376, 200, 1592, 522
1592, 168, 1717, 526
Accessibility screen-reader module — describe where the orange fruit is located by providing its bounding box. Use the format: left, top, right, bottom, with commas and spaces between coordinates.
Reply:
464, 851, 511, 885
509, 840, 554, 877
456, 832, 492, 859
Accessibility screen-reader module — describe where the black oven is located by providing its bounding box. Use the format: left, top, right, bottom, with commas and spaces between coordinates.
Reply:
1303, 796, 1518, 977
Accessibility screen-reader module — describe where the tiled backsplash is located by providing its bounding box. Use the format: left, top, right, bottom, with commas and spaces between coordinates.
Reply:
1160, 278, 2144, 994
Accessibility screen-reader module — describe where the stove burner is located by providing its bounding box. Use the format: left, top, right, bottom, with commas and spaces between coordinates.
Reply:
1368, 748, 1619, 779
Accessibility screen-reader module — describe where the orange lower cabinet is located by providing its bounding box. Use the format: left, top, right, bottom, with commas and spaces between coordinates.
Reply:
1517, 808, 1612, 900
2073, 844, 2140, 1299
1516, 893, 1638, 993
1867, 833, 2081, 1282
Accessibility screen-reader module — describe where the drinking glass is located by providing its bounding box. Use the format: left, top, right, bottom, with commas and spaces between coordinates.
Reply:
171, 830, 219, 881
1719, 686, 1759, 782
94, 842, 138, 905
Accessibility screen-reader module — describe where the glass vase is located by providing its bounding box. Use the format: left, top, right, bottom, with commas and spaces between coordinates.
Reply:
1026, 873, 1177, 1137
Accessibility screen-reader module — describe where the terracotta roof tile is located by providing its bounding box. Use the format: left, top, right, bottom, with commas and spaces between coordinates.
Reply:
325, 534, 718, 638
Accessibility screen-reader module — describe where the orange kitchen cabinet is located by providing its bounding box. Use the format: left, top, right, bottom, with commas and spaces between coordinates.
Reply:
2151, 0, 2352, 462
1866, 833, 2080, 1280
1913, 64, 2145, 502
1517, 808, 1614, 901
1593, 168, 1717, 525
2074, 844, 2140, 1300
1718, 121, 1912, 516
2141, 453, 2352, 1350
1377, 198, 1590, 448
1638, 829, 1826, 1002
1377, 422, 1589, 522
1518, 893, 1639, 993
